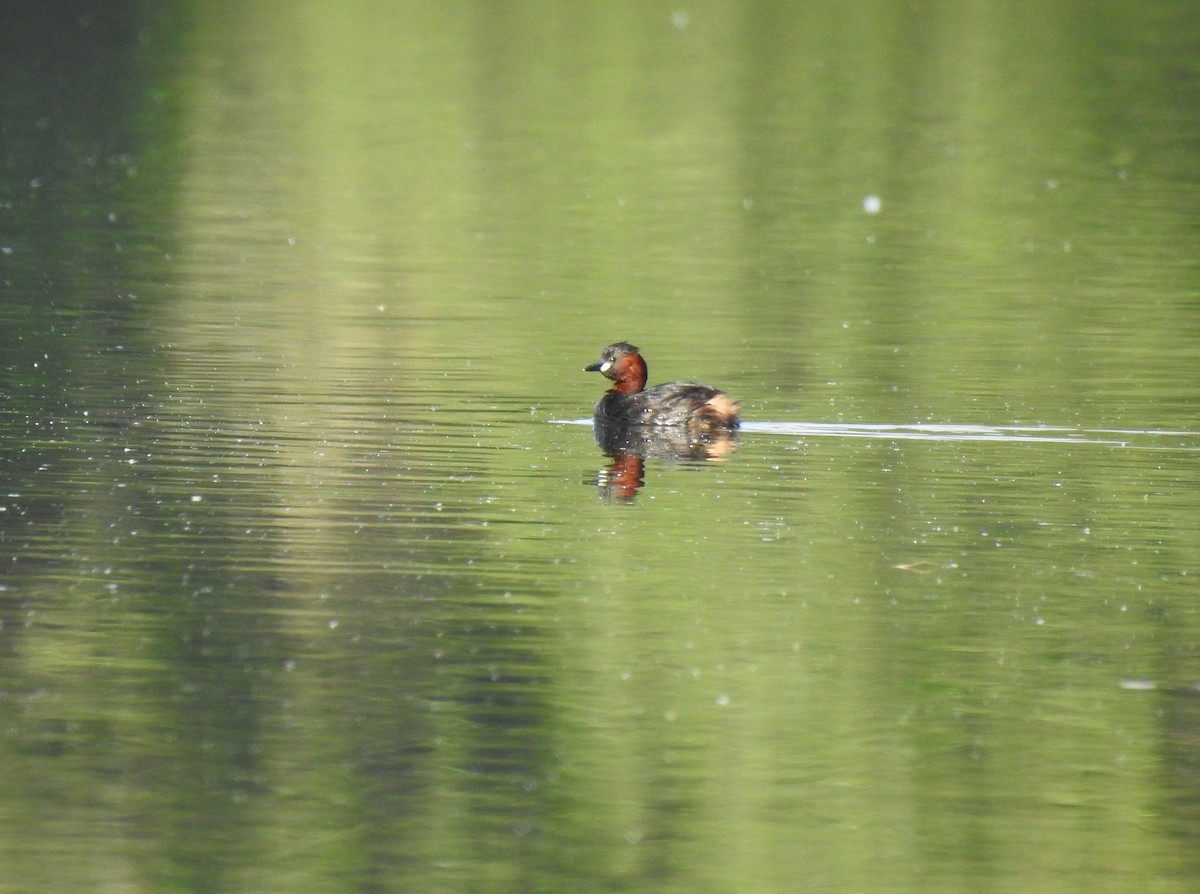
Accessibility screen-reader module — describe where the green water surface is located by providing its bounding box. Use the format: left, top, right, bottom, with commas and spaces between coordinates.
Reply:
2, 2, 1199, 892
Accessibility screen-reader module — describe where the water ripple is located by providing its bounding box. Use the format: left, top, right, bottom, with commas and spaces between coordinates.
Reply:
555, 419, 1200, 450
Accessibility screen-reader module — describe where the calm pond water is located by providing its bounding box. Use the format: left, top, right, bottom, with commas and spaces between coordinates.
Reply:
2, 2, 1200, 892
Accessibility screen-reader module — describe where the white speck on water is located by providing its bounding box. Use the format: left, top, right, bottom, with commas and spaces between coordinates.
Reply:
1119, 679, 1156, 691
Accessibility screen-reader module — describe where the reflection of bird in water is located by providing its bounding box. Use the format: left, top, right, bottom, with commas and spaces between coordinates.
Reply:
592, 424, 739, 502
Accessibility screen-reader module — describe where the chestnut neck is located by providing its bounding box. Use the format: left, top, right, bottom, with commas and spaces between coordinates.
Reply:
609, 351, 648, 394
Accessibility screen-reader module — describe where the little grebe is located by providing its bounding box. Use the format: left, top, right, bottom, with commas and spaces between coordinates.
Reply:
584, 342, 740, 431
